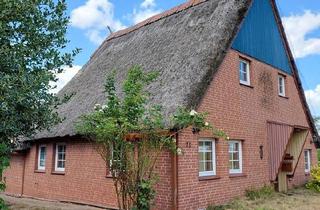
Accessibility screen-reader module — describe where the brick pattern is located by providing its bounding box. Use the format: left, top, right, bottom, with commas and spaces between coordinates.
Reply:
4, 49, 317, 210
176, 49, 317, 210
3, 153, 24, 196
4, 140, 173, 209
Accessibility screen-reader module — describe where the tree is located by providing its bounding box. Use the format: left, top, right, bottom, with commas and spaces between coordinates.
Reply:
0, 0, 79, 207
76, 66, 226, 210
315, 117, 320, 132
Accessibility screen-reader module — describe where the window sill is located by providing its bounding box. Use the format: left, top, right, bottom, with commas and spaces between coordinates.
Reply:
279, 95, 289, 99
51, 171, 65, 175
34, 170, 46, 174
240, 83, 253, 89
305, 172, 310, 176
199, 175, 220, 181
106, 174, 113, 178
229, 173, 246, 178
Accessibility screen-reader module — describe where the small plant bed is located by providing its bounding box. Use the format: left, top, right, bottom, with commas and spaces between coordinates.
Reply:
207, 187, 320, 210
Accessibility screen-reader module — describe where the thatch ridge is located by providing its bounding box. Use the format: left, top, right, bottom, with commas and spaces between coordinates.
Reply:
32, 0, 253, 140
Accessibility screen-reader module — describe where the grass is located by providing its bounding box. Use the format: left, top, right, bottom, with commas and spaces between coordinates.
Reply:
207, 187, 320, 210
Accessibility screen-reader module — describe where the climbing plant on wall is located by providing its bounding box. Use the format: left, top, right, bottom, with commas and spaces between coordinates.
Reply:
76, 66, 226, 210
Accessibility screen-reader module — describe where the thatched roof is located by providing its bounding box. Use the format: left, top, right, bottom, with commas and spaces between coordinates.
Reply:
33, 0, 251, 140
32, 0, 319, 144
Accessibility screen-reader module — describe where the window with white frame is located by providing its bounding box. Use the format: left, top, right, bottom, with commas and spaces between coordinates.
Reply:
278, 75, 286, 96
304, 150, 311, 173
109, 144, 121, 170
198, 139, 216, 177
239, 59, 250, 85
228, 141, 242, 174
38, 145, 46, 170
55, 144, 66, 172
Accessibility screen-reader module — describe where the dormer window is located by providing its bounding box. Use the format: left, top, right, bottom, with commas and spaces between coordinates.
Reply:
239, 59, 250, 86
278, 75, 286, 97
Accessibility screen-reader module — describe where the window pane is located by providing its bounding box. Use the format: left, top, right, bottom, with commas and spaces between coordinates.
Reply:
205, 161, 213, 171
229, 143, 234, 152
58, 161, 63, 168
205, 151, 212, 161
40, 160, 45, 167
240, 61, 248, 82
229, 161, 233, 169
204, 142, 212, 151
199, 152, 205, 162
234, 143, 239, 151
199, 162, 205, 172
233, 161, 240, 169
233, 152, 239, 161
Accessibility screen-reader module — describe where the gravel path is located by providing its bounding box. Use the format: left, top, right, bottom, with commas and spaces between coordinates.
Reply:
1, 194, 107, 210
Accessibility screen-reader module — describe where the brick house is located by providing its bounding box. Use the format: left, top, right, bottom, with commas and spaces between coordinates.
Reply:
4, 0, 320, 209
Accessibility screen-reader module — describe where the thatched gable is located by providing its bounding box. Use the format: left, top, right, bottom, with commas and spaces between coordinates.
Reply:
34, 0, 251, 139
32, 0, 318, 144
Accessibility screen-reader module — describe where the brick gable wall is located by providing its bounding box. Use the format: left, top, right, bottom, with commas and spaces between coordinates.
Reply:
176, 49, 317, 209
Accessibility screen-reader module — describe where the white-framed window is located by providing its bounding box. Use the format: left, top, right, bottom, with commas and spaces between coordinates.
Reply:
198, 139, 216, 177
304, 150, 311, 173
55, 143, 66, 172
278, 75, 286, 96
239, 59, 250, 86
37, 145, 46, 170
109, 144, 121, 169
228, 141, 243, 174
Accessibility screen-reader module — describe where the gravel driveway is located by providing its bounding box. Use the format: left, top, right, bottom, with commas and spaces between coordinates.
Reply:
1, 194, 107, 210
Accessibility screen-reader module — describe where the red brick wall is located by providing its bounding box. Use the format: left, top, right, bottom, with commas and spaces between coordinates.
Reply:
4, 140, 173, 209
176, 49, 317, 210
4, 49, 317, 210
3, 153, 25, 196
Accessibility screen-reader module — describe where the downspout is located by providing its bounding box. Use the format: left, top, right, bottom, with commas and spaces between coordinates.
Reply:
21, 152, 26, 197
172, 133, 178, 210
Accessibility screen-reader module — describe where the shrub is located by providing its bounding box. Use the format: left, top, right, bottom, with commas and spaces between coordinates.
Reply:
245, 185, 274, 200
306, 165, 320, 192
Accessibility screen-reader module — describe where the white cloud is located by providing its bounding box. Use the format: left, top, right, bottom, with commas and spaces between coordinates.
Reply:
305, 85, 320, 116
141, 0, 156, 9
282, 11, 320, 58
70, 0, 126, 45
132, 0, 162, 24
51, 65, 82, 94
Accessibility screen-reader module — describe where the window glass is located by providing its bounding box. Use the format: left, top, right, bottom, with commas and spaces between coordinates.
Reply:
38, 146, 46, 170
55, 144, 66, 172
239, 60, 250, 85
229, 141, 242, 174
304, 150, 311, 173
278, 75, 286, 96
199, 140, 216, 176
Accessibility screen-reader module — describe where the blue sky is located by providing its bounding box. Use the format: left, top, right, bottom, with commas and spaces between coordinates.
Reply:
56, 0, 320, 116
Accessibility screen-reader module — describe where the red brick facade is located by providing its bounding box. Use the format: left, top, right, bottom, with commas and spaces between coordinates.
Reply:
4, 49, 317, 209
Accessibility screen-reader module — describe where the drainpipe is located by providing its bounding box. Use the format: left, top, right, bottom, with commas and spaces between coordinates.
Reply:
21, 152, 26, 197
172, 133, 178, 210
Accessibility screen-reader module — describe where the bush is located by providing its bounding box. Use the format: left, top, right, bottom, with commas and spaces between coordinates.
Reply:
0, 198, 8, 210
306, 165, 320, 192
245, 185, 274, 200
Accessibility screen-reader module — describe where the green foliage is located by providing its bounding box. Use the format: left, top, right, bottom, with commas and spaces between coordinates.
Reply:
245, 186, 274, 201
134, 179, 156, 210
76, 66, 225, 210
0, 198, 8, 210
306, 165, 320, 192
315, 117, 320, 132
0, 0, 79, 141
0, 1, 78, 208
